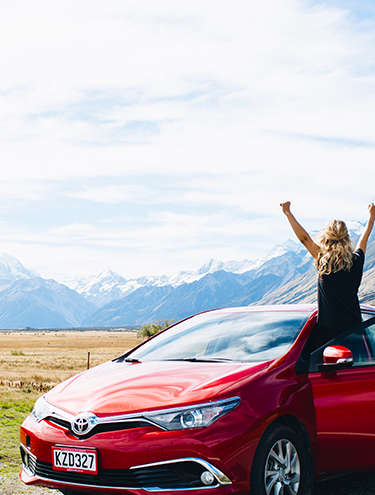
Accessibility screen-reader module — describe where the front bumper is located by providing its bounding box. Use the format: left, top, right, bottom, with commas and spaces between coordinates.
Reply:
21, 445, 233, 493
20, 408, 264, 495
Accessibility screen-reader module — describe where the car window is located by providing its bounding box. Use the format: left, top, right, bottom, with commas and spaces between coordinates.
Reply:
322, 320, 375, 369
337, 329, 374, 368
127, 312, 309, 363
308, 317, 375, 373
362, 311, 375, 321
364, 324, 375, 360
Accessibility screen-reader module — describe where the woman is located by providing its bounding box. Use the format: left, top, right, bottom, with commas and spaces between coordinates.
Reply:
281, 201, 375, 349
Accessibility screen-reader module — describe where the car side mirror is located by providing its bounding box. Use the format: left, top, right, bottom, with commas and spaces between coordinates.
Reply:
318, 345, 353, 371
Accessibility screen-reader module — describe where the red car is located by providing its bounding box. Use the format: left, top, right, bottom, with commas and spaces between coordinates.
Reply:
20, 304, 375, 495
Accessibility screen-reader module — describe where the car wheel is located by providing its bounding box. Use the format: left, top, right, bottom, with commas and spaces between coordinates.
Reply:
250, 423, 312, 495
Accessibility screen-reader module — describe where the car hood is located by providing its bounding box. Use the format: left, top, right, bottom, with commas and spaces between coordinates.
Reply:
46, 359, 269, 416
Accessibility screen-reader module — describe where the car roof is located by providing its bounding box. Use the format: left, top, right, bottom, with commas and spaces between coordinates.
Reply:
205, 303, 375, 318
361, 304, 375, 312
183, 304, 375, 325
203, 305, 317, 315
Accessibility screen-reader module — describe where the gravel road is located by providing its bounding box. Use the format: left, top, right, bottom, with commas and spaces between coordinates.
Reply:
314, 472, 375, 495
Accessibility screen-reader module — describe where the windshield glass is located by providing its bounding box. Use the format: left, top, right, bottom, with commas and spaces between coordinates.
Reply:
128, 311, 308, 363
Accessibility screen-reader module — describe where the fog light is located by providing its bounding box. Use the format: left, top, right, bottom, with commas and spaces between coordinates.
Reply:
20, 448, 29, 469
201, 470, 215, 485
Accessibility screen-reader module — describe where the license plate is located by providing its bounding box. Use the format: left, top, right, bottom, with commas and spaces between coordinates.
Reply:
52, 446, 98, 474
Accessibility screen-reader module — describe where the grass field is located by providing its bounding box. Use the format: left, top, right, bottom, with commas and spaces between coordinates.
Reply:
0, 330, 139, 494
0, 330, 139, 388
2, 329, 375, 495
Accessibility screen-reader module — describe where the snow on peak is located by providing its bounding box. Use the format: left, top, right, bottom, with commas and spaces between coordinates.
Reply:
238, 240, 303, 271
65, 269, 126, 295
161, 258, 256, 287
346, 221, 365, 236
266, 240, 302, 258
61, 238, 311, 307
0, 252, 38, 281
92, 269, 125, 284
197, 259, 225, 274
64, 240, 305, 304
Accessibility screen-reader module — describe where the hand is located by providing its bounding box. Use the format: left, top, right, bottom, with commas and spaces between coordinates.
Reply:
368, 202, 375, 220
280, 201, 291, 215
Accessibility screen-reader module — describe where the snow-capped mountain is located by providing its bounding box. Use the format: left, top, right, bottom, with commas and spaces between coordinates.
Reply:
80, 229, 375, 327
346, 221, 365, 236
82, 247, 313, 327
0, 253, 96, 329
0, 278, 96, 328
64, 240, 304, 308
65, 269, 136, 308
0, 224, 373, 329
0, 252, 39, 282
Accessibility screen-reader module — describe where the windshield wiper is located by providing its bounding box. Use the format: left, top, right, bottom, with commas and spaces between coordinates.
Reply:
124, 357, 141, 363
164, 357, 234, 363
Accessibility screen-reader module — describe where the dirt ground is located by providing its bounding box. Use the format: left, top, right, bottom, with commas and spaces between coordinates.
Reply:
2, 473, 375, 494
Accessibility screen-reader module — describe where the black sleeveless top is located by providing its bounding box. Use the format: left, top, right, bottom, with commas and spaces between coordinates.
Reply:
316, 248, 365, 331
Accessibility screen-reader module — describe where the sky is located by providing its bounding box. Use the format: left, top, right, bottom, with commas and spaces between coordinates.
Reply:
0, 0, 375, 281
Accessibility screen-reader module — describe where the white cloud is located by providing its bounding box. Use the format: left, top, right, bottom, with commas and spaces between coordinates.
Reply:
0, 0, 375, 278
65, 184, 151, 204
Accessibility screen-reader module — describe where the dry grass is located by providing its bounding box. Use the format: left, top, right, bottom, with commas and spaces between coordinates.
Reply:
0, 330, 139, 389
0, 330, 139, 494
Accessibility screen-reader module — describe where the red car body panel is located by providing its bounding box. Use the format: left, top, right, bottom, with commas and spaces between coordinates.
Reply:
19, 304, 375, 494
311, 366, 375, 472
46, 360, 270, 416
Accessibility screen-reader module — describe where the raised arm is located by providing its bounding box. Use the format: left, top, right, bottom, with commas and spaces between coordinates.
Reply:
280, 201, 320, 259
356, 202, 375, 254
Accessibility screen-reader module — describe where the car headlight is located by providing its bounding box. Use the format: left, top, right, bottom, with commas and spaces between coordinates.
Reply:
31, 396, 55, 422
143, 397, 240, 431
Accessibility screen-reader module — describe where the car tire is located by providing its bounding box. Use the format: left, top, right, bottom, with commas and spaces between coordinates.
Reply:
250, 422, 313, 495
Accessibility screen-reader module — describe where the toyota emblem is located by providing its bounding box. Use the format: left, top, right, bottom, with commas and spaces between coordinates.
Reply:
72, 415, 93, 435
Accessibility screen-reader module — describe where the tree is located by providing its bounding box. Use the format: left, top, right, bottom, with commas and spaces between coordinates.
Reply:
137, 319, 174, 341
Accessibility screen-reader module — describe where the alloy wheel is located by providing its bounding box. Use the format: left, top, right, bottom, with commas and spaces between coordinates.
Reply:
264, 438, 300, 495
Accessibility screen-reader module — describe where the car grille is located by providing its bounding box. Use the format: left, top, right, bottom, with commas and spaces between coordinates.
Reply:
47, 416, 152, 439
21, 448, 218, 490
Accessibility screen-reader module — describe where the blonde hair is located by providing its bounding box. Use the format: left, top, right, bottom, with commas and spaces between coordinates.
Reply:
314, 220, 354, 276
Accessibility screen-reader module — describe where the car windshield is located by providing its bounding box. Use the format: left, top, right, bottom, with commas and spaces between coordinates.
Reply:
128, 311, 308, 363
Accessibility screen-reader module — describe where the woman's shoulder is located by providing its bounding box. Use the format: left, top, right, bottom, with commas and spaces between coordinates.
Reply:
352, 248, 365, 268
353, 248, 364, 258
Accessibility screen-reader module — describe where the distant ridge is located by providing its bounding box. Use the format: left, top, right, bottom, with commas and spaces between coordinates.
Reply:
64, 239, 304, 308
0, 252, 39, 281
0, 325, 140, 333
0, 254, 96, 329
0, 223, 373, 329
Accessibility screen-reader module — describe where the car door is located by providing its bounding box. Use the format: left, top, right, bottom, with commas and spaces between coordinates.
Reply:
308, 316, 375, 473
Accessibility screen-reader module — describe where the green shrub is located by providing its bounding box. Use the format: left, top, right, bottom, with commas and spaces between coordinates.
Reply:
137, 319, 174, 341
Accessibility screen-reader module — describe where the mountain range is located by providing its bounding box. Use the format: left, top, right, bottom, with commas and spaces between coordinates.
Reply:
0, 223, 374, 329
0, 253, 96, 328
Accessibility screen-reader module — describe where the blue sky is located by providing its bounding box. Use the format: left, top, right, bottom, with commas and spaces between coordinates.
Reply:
0, 0, 375, 281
